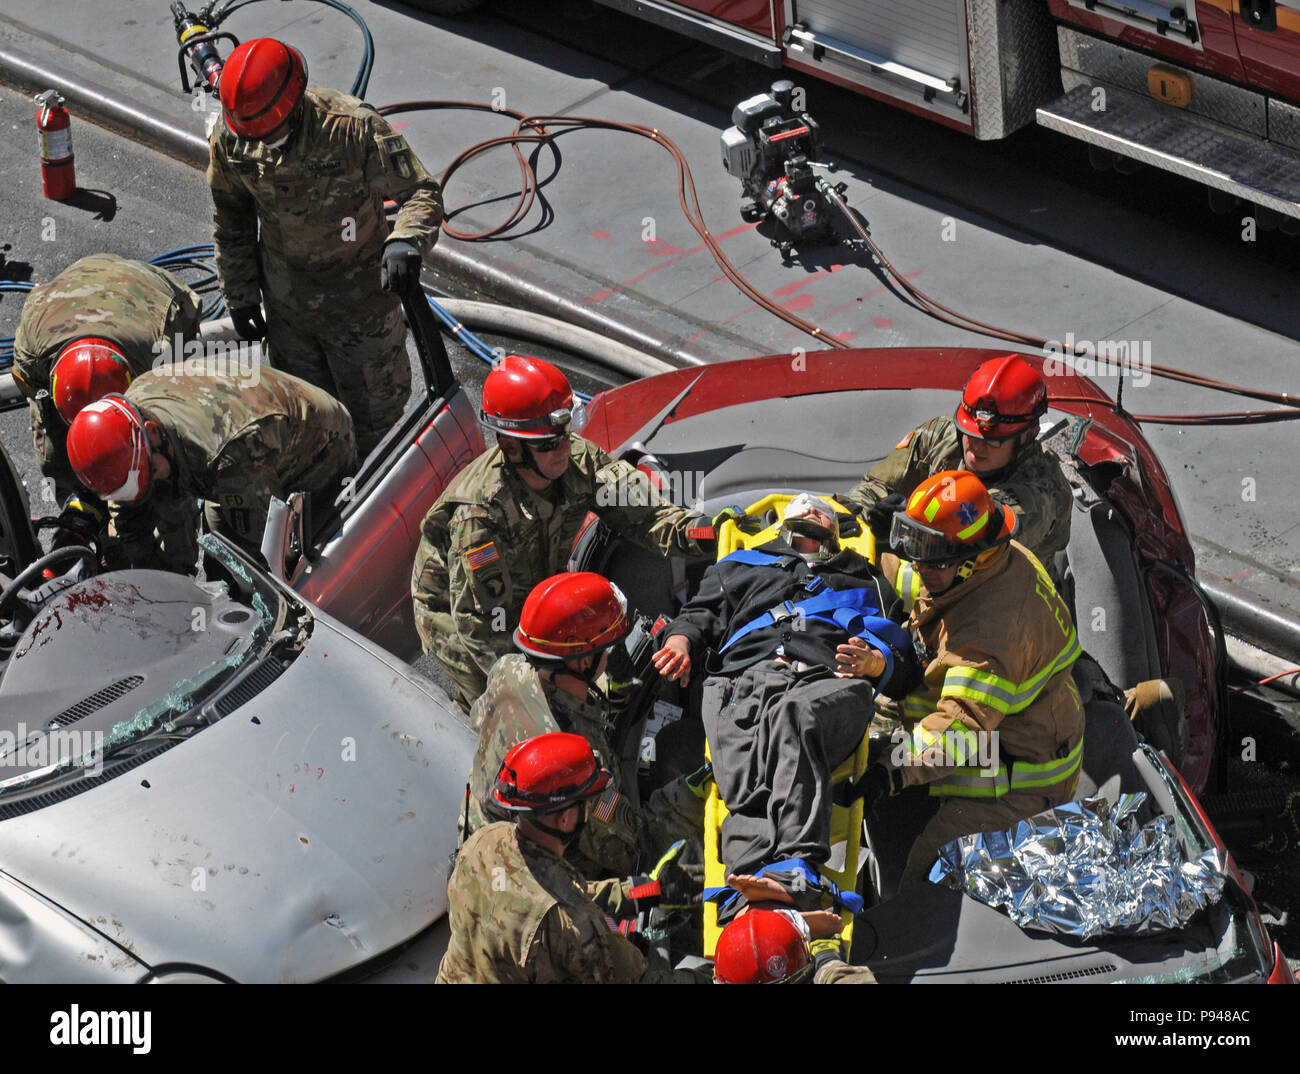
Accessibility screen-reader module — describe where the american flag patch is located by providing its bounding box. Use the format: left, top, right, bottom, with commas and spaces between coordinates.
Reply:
604, 915, 621, 934
894, 430, 915, 450
591, 788, 621, 823
465, 541, 500, 570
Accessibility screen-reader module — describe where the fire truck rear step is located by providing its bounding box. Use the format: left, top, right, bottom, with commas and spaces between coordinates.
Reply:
1036, 83, 1300, 220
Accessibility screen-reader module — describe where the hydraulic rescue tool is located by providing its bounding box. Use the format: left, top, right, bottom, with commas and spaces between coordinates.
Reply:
171, 3, 239, 95
720, 81, 844, 256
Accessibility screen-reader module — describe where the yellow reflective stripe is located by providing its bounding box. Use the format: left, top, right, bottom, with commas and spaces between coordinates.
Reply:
907, 724, 941, 756
955, 509, 988, 542
946, 720, 980, 766
923, 498, 940, 523
903, 718, 981, 770
901, 694, 932, 722
929, 764, 1009, 798
896, 562, 921, 612
940, 629, 1081, 715
941, 667, 1018, 714
1009, 733, 1085, 790
932, 735, 1085, 799
1025, 548, 1054, 588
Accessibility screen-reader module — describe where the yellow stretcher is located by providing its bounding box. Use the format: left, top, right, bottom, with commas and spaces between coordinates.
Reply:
704, 494, 877, 957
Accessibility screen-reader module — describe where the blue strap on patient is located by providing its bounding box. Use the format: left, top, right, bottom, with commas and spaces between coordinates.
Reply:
703, 857, 865, 915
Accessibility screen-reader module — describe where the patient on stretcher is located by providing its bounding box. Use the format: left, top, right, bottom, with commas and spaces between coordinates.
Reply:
652, 495, 920, 904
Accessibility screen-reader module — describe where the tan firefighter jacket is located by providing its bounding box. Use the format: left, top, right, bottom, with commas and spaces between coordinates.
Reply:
880, 541, 1084, 799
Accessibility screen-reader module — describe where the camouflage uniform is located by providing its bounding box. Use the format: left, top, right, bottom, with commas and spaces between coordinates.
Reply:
207, 87, 444, 457
465, 654, 703, 878
436, 822, 678, 984
844, 415, 1073, 591
412, 437, 713, 709
10, 254, 203, 503
815, 959, 878, 984
102, 367, 356, 573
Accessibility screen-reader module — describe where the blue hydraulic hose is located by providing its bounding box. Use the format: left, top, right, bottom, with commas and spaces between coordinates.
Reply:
425, 294, 499, 366
422, 293, 592, 402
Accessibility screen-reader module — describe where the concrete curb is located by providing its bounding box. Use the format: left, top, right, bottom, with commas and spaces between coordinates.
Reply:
0, 19, 209, 168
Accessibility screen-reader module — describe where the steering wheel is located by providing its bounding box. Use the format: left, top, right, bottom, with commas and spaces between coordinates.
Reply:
0, 545, 98, 620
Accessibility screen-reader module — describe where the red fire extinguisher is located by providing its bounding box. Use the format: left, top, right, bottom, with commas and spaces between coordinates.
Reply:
35, 89, 76, 201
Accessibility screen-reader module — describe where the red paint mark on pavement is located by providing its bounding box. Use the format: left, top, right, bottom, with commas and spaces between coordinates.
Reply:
872, 317, 892, 329
584, 221, 760, 304
389, 121, 408, 131
643, 239, 683, 257
821, 271, 924, 321
772, 264, 844, 297
782, 294, 815, 312
721, 262, 855, 326
719, 303, 760, 326
1227, 569, 1253, 583
592, 230, 610, 240
837, 332, 857, 341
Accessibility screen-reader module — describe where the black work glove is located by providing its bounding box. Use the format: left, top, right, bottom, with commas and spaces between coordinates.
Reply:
713, 504, 766, 535
810, 936, 847, 976
380, 240, 421, 292
627, 840, 698, 910
229, 305, 266, 341
867, 492, 908, 550
51, 496, 106, 553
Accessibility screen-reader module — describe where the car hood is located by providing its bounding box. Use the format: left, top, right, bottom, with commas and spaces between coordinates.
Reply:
0, 612, 474, 983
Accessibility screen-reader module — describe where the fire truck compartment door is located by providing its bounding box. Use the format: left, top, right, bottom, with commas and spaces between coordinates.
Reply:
1061, 0, 1203, 50
1234, 2, 1300, 108
781, 1, 969, 118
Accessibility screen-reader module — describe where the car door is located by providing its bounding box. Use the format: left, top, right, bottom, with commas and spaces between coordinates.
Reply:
265, 286, 485, 661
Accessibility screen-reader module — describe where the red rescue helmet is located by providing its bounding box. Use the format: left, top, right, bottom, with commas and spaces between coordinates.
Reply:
954, 354, 1047, 441
49, 338, 134, 424
714, 910, 813, 984
66, 396, 153, 505
492, 732, 611, 814
479, 355, 576, 440
514, 572, 630, 662
219, 38, 308, 140
890, 469, 1016, 566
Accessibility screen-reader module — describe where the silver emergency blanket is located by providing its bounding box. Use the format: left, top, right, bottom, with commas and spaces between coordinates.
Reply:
929, 794, 1228, 939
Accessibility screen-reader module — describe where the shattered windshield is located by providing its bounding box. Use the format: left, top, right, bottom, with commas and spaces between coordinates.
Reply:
0, 536, 304, 804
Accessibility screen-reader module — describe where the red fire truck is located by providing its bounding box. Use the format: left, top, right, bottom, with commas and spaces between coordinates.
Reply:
515, 0, 1300, 225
